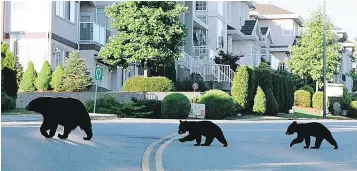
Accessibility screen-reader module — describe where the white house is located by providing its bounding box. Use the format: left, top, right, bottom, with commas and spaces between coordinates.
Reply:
249, 3, 304, 70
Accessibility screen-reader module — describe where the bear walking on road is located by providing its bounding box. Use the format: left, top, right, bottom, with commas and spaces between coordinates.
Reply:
285, 121, 338, 149
178, 120, 228, 147
25, 97, 93, 140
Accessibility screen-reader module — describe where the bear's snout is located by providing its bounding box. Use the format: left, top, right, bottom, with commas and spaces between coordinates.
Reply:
285, 131, 291, 135
178, 131, 185, 134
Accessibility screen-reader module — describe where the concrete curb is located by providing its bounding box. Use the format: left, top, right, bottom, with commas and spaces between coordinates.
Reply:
1, 113, 118, 122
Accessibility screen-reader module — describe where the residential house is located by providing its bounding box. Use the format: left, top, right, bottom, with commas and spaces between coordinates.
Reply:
249, 3, 304, 70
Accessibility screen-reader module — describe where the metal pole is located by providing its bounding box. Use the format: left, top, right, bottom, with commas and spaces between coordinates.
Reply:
323, 0, 327, 119
93, 80, 98, 114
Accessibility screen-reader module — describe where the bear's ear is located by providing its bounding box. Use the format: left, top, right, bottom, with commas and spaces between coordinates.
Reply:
179, 120, 182, 123
292, 121, 297, 124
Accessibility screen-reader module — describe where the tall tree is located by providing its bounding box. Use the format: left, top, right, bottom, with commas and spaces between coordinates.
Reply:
35, 61, 52, 91
98, 2, 188, 74
50, 64, 65, 91
61, 51, 93, 92
20, 61, 37, 92
1, 42, 18, 97
287, 7, 341, 87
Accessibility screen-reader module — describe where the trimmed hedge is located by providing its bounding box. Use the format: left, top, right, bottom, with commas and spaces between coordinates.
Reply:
253, 86, 266, 114
161, 93, 191, 119
200, 89, 235, 119
265, 89, 279, 116
300, 85, 314, 95
254, 68, 273, 91
123, 76, 173, 92
1, 92, 16, 112
231, 66, 249, 110
312, 91, 323, 109
347, 101, 357, 117
294, 90, 311, 107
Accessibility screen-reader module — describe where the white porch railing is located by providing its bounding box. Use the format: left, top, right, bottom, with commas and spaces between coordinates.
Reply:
79, 22, 111, 45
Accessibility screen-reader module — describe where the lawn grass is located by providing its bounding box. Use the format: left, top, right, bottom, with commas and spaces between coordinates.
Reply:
1, 108, 39, 115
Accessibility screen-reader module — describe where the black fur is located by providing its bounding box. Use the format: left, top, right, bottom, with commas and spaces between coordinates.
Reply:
25, 97, 93, 140
285, 121, 338, 149
178, 120, 228, 147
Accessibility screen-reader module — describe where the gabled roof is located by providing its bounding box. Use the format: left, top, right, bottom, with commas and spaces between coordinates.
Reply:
241, 20, 257, 35
260, 27, 269, 35
254, 4, 294, 15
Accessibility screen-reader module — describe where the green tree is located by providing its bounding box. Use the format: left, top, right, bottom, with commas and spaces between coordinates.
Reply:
98, 2, 188, 72
20, 61, 37, 92
35, 61, 52, 91
50, 64, 65, 91
1, 42, 16, 70
253, 86, 266, 114
61, 51, 93, 92
287, 7, 341, 87
1, 42, 18, 97
15, 55, 24, 87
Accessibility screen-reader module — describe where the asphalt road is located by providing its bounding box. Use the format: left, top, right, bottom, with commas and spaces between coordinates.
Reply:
2, 120, 357, 171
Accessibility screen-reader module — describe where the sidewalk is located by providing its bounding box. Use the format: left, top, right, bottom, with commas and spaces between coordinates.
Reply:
1, 113, 118, 122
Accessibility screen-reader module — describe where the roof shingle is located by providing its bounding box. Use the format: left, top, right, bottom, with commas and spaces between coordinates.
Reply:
241, 20, 257, 35
254, 4, 294, 15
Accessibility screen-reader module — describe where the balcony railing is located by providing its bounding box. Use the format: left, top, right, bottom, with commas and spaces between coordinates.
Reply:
193, 46, 218, 60
79, 22, 110, 46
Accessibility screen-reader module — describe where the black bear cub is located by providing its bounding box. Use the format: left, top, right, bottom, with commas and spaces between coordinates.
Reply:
285, 121, 338, 149
178, 120, 228, 147
26, 97, 93, 140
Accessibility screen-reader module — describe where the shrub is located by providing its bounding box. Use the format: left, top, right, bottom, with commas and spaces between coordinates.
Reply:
341, 87, 352, 110
190, 97, 200, 103
254, 68, 273, 91
61, 51, 93, 92
299, 85, 315, 95
272, 74, 283, 112
35, 61, 52, 91
265, 89, 279, 116
1, 92, 16, 112
131, 98, 162, 119
312, 91, 323, 109
50, 64, 65, 91
161, 93, 191, 119
174, 77, 207, 92
123, 76, 173, 92
294, 90, 311, 107
20, 61, 37, 92
253, 86, 266, 114
2, 67, 18, 97
200, 89, 235, 119
1, 42, 16, 70
347, 101, 357, 117
231, 65, 255, 111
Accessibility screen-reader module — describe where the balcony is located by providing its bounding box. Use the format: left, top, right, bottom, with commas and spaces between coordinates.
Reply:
79, 22, 111, 46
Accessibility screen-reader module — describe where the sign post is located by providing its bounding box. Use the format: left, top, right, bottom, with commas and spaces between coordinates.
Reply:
93, 66, 103, 114
192, 83, 199, 92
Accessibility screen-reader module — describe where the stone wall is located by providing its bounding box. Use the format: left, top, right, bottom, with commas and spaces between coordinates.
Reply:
16, 92, 203, 108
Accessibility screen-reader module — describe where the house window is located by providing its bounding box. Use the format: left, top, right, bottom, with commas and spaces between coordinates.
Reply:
55, 1, 75, 23
96, 7, 107, 27
278, 62, 287, 71
193, 28, 207, 46
282, 24, 292, 36
195, 1, 207, 11
197, 15, 208, 24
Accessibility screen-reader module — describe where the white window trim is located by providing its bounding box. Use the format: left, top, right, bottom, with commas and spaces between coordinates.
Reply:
55, 1, 75, 24
195, 1, 207, 11
196, 15, 208, 24
13, 1, 28, 12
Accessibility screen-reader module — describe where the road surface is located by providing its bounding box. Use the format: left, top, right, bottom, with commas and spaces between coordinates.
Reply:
2, 119, 357, 171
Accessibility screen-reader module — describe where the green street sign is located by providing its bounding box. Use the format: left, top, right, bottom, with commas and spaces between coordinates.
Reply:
94, 66, 103, 81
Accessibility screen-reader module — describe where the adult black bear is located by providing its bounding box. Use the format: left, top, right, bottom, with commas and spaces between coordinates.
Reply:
285, 121, 338, 149
178, 120, 228, 147
25, 97, 93, 140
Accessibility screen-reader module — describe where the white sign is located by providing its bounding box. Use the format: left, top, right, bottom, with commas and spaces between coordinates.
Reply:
192, 83, 199, 91
188, 103, 205, 119
326, 83, 344, 97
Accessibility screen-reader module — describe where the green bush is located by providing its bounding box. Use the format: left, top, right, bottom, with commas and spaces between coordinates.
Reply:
200, 89, 235, 119
253, 86, 266, 114
272, 74, 283, 112
347, 101, 357, 117
299, 85, 314, 95
61, 51, 93, 92
190, 97, 200, 103
50, 64, 65, 91
265, 89, 279, 116
85, 95, 154, 118
131, 98, 162, 119
20, 61, 37, 92
312, 91, 323, 109
161, 93, 191, 119
341, 87, 352, 110
174, 76, 207, 92
123, 76, 173, 92
1, 92, 16, 112
254, 68, 273, 91
231, 65, 255, 112
294, 90, 311, 107
2, 67, 18, 97
35, 61, 52, 91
